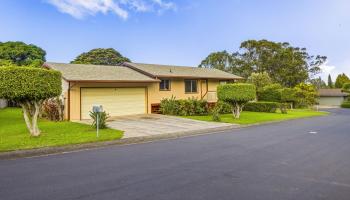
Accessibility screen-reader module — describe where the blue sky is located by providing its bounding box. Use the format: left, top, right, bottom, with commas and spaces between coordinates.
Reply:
0, 0, 349, 81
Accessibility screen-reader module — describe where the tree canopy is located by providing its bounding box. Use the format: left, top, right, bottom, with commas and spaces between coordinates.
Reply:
217, 83, 256, 118
334, 73, 350, 88
0, 41, 46, 67
247, 72, 272, 92
327, 74, 333, 88
198, 51, 233, 71
0, 66, 61, 136
199, 39, 326, 87
71, 48, 130, 65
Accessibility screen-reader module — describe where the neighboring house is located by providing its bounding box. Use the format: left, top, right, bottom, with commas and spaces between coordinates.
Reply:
318, 89, 348, 107
0, 99, 7, 109
44, 62, 242, 120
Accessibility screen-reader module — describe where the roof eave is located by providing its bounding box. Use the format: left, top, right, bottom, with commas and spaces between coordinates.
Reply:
65, 79, 160, 83
155, 75, 242, 80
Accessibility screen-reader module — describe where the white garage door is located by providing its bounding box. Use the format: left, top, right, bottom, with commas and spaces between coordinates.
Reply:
81, 88, 146, 119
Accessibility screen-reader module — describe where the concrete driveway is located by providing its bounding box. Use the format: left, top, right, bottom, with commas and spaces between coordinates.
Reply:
107, 114, 237, 138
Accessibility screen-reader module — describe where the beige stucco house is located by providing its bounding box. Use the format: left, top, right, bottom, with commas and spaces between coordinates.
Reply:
45, 62, 242, 120
318, 89, 348, 107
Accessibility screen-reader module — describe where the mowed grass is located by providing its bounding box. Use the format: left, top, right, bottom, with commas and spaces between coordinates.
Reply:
0, 108, 123, 152
183, 109, 328, 125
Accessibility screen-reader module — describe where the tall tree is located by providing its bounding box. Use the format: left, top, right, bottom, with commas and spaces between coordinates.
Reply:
310, 77, 327, 89
246, 72, 272, 94
198, 51, 234, 71
335, 73, 350, 88
327, 74, 333, 88
232, 40, 326, 87
200, 40, 327, 87
0, 41, 46, 67
71, 48, 130, 66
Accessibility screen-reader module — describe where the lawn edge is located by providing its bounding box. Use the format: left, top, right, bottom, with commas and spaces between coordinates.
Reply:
0, 112, 329, 160
0, 124, 239, 160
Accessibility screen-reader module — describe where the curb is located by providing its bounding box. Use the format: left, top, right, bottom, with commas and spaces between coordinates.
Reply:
0, 124, 239, 160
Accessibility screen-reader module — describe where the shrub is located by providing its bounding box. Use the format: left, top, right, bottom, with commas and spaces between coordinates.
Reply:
342, 83, 350, 93
243, 102, 279, 113
217, 83, 256, 118
341, 101, 350, 109
214, 101, 232, 114
42, 97, 64, 121
211, 105, 221, 122
89, 111, 109, 129
294, 83, 318, 108
160, 97, 208, 116
247, 72, 272, 92
160, 95, 178, 115
0, 66, 61, 136
279, 103, 290, 114
258, 84, 283, 102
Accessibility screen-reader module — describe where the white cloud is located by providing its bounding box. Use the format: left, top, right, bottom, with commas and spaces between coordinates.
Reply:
47, 0, 176, 19
319, 60, 350, 81
320, 61, 335, 74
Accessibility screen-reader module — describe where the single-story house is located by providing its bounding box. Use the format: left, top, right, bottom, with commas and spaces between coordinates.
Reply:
44, 62, 242, 120
318, 89, 349, 107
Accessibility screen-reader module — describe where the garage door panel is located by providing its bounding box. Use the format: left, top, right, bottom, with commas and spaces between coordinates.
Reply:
81, 88, 146, 119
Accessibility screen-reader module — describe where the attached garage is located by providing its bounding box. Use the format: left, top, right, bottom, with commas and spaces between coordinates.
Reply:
318, 89, 349, 107
81, 88, 146, 119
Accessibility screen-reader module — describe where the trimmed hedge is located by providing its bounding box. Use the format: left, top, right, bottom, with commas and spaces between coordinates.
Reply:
0, 67, 62, 102
341, 101, 350, 108
243, 101, 279, 113
217, 83, 256, 103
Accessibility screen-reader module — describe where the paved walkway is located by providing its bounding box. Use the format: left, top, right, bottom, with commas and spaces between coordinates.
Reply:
106, 114, 237, 138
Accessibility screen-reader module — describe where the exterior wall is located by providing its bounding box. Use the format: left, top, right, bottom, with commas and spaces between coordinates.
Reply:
68, 82, 152, 120
318, 96, 346, 107
0, 99, 7, 109
147, 78, 220, 112
66, 79, 222, 120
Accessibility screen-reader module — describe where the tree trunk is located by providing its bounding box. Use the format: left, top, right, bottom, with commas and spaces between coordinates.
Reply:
21, 103, 34, 135
231, 103, 241, 119
20, 100, 42, 137
235, 104, 241, 119
31, 101, 41, 136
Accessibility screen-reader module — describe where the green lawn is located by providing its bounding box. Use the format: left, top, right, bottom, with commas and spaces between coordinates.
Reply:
183, 109, 328, 125
0, 108, 123, 152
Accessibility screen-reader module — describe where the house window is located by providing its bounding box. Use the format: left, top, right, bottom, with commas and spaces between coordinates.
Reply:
185, 80, 197, 93
160, 79, 171, 91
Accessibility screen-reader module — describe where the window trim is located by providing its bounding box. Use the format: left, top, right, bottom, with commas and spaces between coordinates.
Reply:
184, 79, 198, 93
159, 79, 171, 91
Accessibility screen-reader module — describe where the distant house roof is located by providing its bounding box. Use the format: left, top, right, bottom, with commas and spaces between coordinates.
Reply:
318, 89, 349, 97
44, 62, 159, 82
123, 62, 243, 80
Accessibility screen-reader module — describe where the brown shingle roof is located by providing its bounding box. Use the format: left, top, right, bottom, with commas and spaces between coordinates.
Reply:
318, 89, 349, 97
123, 62, 243, 80
44, 62, 159, 82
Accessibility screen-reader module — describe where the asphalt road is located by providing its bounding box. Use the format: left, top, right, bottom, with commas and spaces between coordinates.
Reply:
1, 109, 350, 200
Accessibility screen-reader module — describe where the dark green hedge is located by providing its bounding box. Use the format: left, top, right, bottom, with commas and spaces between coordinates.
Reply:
217, 83, 256, 103
0, 67, 62, 102
341, 101, 350, 108
243, 101, 279, 113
